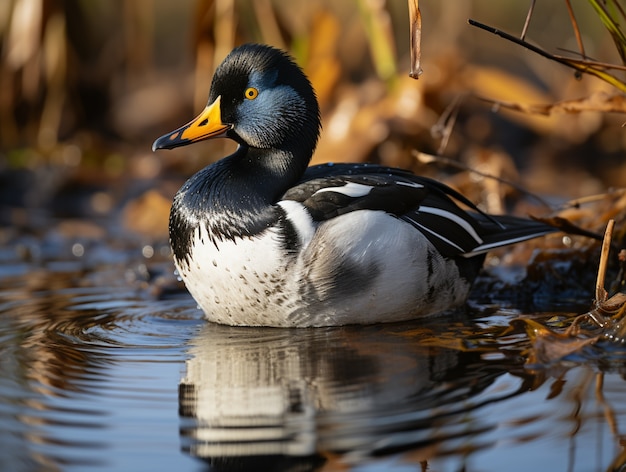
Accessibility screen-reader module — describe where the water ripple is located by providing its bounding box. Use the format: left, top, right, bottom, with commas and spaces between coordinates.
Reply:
2, 234, 626, 471
0, 242, 203, 471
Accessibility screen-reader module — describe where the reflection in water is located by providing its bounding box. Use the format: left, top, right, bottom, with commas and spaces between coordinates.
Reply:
2, 235, 626, 471
180, 320, 626, 471
179, 320, 537, 470
0, 239, 202, 472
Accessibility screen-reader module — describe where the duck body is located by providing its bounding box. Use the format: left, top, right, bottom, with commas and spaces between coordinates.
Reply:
154, 44, 556, 327
170, 162, 486, 327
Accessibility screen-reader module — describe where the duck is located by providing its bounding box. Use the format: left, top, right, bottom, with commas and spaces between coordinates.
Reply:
152, 43, 558, 327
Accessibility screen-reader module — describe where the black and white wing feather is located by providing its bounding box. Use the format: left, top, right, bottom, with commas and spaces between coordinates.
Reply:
283, 163, 557, 259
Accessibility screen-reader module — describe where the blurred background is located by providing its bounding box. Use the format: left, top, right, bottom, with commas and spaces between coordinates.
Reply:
1, 0, 625, 240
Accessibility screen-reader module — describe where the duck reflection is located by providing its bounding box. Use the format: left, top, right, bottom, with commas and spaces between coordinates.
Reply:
179, 319, 536, 469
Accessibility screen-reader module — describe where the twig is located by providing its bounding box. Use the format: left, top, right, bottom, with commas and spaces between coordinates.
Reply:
431, 94, 463, 155
564, 189, 626, 209
469, 18, 567, 63
520, 0, 536, 41
564, 0, 586, 60
595, 219, 615, 303
408, 0, 423, 79
413, 150, 554, 210
468, 18, 626, 93
552, 55, 626, 72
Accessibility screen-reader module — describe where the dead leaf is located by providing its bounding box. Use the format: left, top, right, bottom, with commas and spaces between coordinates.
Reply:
513, 318, 599, 365
477, 91, 626, 116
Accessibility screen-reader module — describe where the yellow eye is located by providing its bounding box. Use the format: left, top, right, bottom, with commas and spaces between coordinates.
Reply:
244, 87, 259, 100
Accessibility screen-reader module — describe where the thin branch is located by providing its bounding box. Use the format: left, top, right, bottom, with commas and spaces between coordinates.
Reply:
595, 219, 615, 304
431, 94, 463, 155
552, 54, 626, 72
408, 0, 423, 79
564, 0, 586, 59
469, 19, 572, 63
468, 19, 626, 93
413, 150, 554, 210
520, 0, 536, 41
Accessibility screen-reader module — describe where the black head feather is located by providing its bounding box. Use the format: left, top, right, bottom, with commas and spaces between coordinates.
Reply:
209, 44, 321, 156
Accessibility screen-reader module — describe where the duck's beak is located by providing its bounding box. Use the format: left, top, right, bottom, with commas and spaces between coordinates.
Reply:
152, 96, 232, 151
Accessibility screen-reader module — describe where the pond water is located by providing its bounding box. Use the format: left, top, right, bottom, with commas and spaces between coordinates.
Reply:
1, 227, 625, 472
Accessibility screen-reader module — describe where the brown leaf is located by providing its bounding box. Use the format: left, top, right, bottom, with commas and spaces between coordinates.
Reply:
514, 318, 599, 365
479, 91, 626, 116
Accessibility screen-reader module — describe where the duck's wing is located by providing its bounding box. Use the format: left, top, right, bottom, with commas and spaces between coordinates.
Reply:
283, 163, 557, 258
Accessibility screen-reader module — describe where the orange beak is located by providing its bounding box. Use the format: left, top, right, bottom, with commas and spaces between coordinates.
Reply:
152, 96, 232, 151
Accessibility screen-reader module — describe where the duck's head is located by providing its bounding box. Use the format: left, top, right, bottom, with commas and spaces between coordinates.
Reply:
152, 44, 320, 161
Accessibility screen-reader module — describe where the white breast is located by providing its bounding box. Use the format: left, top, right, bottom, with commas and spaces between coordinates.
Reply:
177, 224, 300, 326
177, 206, 472, 327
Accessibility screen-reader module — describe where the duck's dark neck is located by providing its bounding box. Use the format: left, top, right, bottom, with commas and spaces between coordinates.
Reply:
169, 144, 308, 265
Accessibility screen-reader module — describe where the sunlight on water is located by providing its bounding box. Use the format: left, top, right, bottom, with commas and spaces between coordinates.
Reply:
0, 233, 625, 471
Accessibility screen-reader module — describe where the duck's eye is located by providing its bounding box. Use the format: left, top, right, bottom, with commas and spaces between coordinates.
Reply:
244, 87, 259, 100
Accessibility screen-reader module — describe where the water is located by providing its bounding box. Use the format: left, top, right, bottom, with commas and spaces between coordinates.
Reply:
0, 229, 625, 471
